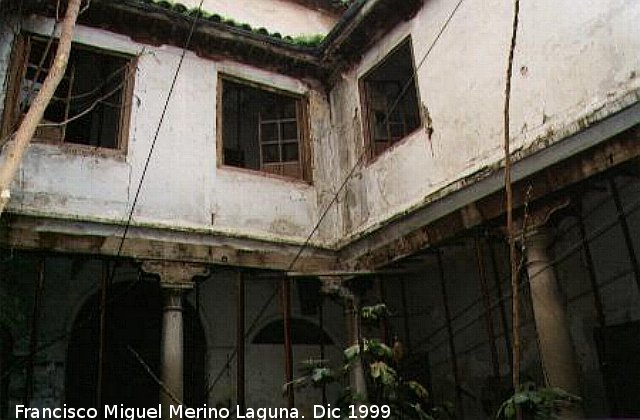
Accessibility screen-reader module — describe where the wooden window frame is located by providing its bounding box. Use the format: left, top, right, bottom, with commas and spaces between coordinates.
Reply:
216, 74, 313, 184
1, 33, 136, 157
358, 36, 423, 163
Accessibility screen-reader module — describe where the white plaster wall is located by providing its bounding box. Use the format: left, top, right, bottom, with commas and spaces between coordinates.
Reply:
0, 17, 335, 246
332, 0, 640, 240
180, 0, 337, 37
2, 0, 639, 251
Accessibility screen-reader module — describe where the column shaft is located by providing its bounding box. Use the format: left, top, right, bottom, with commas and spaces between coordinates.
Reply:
161, 287, 184, 414
526, 229, 582, 416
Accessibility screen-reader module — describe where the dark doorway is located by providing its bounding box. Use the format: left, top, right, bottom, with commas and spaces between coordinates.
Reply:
66, 281, 206, 408
595, 320, 640, 417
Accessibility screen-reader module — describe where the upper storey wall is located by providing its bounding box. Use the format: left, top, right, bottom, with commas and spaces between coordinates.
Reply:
0, 16, 339, 247
180, 0, 338, 36
330, 0, 640, 242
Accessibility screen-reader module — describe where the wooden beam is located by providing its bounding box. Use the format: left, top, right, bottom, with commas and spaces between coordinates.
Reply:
346, 127, 640, 270
0, 215, 338, 272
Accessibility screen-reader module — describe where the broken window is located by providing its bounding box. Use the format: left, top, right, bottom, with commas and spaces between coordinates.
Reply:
360, 38, 421, 157
1, 34, 135, 150
219, 78, 311, 181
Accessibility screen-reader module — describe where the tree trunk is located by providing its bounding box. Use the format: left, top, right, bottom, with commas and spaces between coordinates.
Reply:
0, 0, 82, 215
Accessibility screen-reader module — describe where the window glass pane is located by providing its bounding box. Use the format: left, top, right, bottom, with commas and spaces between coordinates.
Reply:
281, 121, 297, 140
281, 101, 296, 119
261, 122, 279, 142
25, 37, 129, 149
282, 143, 299, 162
262, 144, 279, 163
221, 79, 306, 180
360, 39, 421, 156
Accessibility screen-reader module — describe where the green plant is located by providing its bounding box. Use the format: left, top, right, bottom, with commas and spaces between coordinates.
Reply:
288, 303, 452, 419
496, 382, 581, 420
289, 34, 325, 47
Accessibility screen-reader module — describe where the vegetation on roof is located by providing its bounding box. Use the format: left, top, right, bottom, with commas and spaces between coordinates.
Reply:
140, 0, 327, 48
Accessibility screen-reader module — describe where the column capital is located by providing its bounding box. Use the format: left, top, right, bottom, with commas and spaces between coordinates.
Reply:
140, 261, 209, 289
524, 226, 555, 248
514, 196, 571, 237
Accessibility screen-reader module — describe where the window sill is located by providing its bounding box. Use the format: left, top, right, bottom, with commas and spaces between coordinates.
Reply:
365, 126, 424, 166
217, 164, 313, 186
31, 138, 127, 161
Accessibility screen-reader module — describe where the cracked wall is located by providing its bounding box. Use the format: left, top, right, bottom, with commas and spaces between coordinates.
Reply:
329, 0, 640, 245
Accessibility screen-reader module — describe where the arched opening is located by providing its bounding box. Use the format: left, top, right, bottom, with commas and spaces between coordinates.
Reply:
253, 318, 333, 345
66, 281, 205, 407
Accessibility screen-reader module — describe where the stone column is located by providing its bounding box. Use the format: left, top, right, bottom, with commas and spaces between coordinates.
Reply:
345, 294, 368, 402
525, 229, 582, 416
141, 261, 208, 418
320, 277, 368, 407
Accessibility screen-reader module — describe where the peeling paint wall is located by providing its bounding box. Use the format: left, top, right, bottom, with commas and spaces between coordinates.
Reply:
1, 0, 639, 255
0, 16, 337, 248
180, 0, 338, 36
331, 0, 640, 241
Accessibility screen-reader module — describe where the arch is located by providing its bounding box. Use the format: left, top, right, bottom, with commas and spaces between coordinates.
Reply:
252, 318, 334, 345
65, 281, 206, 407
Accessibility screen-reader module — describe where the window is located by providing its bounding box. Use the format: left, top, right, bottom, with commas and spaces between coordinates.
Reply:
219, 77, 311, 181
1, 34, 135, 150
360, 38, 422, 157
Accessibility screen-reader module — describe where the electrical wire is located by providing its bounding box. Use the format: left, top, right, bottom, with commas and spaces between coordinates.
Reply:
205, 0, 468, 394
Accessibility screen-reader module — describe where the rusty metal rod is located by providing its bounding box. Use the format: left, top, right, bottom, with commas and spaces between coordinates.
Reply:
474, 237, 501, 378
236, 271, 245, 412
97, 260, 109, 406
281, 277, 295, 408
574, 200, 606, 327
608, 176, 640, 291
318, 299, 327, 405
436, 250, 464, 419
24, 257, 45, 407
375, 277, 390, 345
488, 239, 513, 372
400, 277, 413, 353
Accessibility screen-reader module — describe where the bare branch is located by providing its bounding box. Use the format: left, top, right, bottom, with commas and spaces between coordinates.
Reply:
0, 0, 83, 215
503, 0, 521, 406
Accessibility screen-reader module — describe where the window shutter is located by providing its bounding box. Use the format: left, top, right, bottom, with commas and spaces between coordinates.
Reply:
1, 34, 30, 144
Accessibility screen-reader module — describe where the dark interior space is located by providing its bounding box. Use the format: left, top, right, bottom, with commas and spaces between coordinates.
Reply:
595, 320, 640, 417
22, 36, 129, 149
253, 318, 333, 345
360, 38, 421, 156
0, 326, 11, 420
65, 281, 205, 408
221, 78, 304, 179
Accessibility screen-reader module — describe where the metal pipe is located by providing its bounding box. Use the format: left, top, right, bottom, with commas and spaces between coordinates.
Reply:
436, 250, 463, 418
375, 277, 390, 345
574, 200, 606, 327
24, 257, 45, 408
474, 237, 501, 378
488, 239, 513, 372
97, 260, 109, 406
281, 277, 295, 408
318, 299, 327, 405
400, 277, 412, 353
608, 176, 640, 291
236, 271, 246, 412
